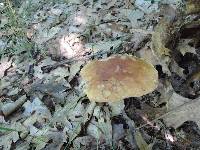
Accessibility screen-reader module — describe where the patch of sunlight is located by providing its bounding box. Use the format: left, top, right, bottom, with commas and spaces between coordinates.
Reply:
59, 33, 90, 59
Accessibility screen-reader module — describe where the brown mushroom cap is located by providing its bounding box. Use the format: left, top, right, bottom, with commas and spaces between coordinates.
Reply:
80, 54, 158, 102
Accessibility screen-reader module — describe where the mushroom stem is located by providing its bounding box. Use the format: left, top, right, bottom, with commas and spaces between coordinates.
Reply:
108, 101, 125, 117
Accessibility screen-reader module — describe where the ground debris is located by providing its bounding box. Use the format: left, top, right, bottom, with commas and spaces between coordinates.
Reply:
1, 0, 200, 149
1, 95, 27, 117
163, 96, 200, 128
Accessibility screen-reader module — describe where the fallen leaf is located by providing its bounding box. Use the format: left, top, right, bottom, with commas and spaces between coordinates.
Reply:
23, 97, 51, 118
0, 57, 12, 78
168, 92, 190, 110
169, 60, 185, 77
35, 26, 61, 44
73, 136, 96, 149
113, 123, 125, 145
136, 47, 158, 65
34, 57, 56, 79
68, 101, 96, 143
135, 0, 159, 14
85, 40, 122, 53
0, 131, 19, 150
176, 39, 197, 55
0, 40, 6, 50
32, 135, 49, 150
120, 9, 144, 28
1, 95, 27, 117
68, 61, 85, 82
95, 106, 113, 147
15, 141, 30, 150
185, 0, 200, 14
7, 87, 19, 96
163, 96, 200, 128
0, 16, 8, 28
52, 91, 84, 125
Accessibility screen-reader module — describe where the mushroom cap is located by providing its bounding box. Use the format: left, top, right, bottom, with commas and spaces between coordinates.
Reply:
80, 54, 158, 102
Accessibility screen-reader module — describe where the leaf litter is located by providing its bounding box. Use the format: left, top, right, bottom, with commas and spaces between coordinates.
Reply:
0, 0, 200, 149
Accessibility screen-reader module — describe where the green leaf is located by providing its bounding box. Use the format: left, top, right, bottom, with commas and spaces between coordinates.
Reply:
0, 126, 17, 132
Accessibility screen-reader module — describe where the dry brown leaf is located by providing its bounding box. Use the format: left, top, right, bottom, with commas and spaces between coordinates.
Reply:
170, 60, 185, 77
163, 96, 200, 128
176, 39, 197, 55
186, 0, 200, 14
68, 101, 96, 143
151, 19, 172, 58
1, 95, 27, 117
0, 131, 19, 150
68, 61, 85, 82
0, 57, 12, 78
73, 136, 96, 149
136, 48, 158, 65
168, 92, 190, 109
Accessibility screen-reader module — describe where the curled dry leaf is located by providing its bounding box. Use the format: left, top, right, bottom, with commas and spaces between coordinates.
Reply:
136, 47, 158, 65
1, 95, 27, 117
151, 4, 180, 75
170, 60, 185, 77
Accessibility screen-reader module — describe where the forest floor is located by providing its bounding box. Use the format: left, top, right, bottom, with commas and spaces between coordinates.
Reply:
0, 0, 200, 149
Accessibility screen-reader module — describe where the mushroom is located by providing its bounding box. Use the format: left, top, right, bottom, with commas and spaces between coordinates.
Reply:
80, 54, 158, 146
80, 54, 158, 102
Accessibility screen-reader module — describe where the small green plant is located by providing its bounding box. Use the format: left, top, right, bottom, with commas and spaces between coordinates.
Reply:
0, 126, 17, 132
0, 0, 48, 59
